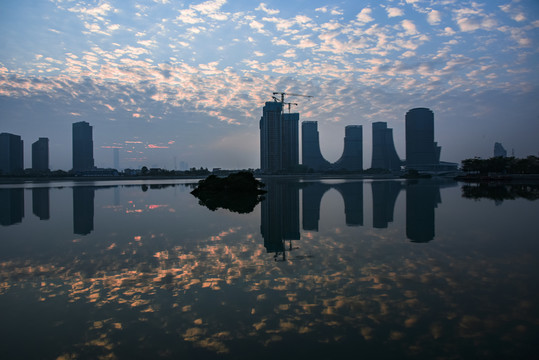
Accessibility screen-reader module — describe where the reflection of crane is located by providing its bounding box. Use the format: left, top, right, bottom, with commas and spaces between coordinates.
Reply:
272, 92, 313, 104
272, 96, 298, 113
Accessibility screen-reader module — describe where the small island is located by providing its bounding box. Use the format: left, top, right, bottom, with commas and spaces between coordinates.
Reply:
191, 172, 266, 214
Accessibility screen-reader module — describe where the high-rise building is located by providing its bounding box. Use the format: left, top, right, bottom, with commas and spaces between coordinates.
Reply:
259, 102, 299, 173
282, 113, 299, 171
371, 122, 401, 171
494, 142, 507, 158
72, 121, 94, 171
334, 125, 363, 171
301, 121, 330, 171
113, 148, 120, 170
405, 108, 441, 170
32, 137, 49, 171
0, 133, 24, 175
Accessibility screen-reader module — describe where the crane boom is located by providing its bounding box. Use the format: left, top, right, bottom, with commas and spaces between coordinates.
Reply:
272, 92, 313, 103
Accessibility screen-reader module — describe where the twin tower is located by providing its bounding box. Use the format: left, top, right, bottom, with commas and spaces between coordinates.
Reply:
260, 101, 446, 173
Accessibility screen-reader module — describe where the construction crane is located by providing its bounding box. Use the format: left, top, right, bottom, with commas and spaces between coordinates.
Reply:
272, 96, 298, 113
272, 92, 313, 104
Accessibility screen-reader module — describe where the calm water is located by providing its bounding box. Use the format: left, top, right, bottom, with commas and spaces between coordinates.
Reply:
1, 179, 538, 359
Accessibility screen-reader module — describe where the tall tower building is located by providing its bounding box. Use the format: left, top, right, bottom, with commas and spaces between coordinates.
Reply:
259, 102, 300, 173
0, 133, 24, 174
334, 125, 363, 171
72, 121, 94, 171
494, 142, 507, 158
371, 122, 401, 171
301, 121, 330, 171
32, 137, 49, 171
113, 148, 120, 170
282, 113, 299, 171
405, 108, 440, 169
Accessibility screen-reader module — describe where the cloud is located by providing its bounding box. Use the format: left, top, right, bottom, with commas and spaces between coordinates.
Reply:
249, 20, 265, 33
385, 7, 403, 18
68, 2, 114, 20
427, 10, 441, 25
356, 8, 374, 24
256, 3, 279, 15
401, 20, 418, 35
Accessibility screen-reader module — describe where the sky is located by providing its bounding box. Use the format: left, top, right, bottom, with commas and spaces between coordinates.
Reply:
1, 0, 538, 170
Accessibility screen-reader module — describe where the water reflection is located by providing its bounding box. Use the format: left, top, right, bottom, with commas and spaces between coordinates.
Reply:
461, 183, 539, 203
372, 181, 401, 228
261, 180, 300, 261
0, 188, 24, 225
32, 187, 50, 220
73, 186, 95, 235
1, 179, 538, 359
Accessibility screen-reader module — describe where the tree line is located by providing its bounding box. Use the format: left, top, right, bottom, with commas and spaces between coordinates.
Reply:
461, 156, 539, 174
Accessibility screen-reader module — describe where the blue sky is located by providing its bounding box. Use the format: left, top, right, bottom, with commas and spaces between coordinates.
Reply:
1, 0, 538, 170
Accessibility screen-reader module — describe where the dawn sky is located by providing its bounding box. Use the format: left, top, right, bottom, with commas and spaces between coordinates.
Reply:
1, 0, 538, 170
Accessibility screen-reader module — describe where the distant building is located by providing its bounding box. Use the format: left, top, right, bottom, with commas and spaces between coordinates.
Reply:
282, 113, 299, 171
72, 121, 94, 171
113, 148, 120, 170
32, 137, 49, 171
404, 108, 457, 172
301, 121, 330, 171
494, 142, 507, 157
371, 122, 401, 171
259, 101, 299, 173
333, 125, 363, 171
405, 108, 440, 168
0, 132, 24, 175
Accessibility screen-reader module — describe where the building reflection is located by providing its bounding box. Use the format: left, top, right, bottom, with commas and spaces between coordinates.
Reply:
0, 188, 24, 226
302, 181, 364, 231
73, 186, 95, 235
260, 180, 301, 261
32, 188, 50, 220
405, 180, 456, 243
371, 181, 402, 229
261, 179, 459, 253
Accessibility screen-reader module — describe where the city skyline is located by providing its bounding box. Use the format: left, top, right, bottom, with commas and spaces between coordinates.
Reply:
1, 1, 538, 169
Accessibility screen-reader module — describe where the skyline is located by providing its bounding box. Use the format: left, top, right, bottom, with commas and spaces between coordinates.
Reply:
1, 0, 539, 170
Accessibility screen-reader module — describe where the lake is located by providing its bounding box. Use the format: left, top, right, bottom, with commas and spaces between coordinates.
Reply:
1, 178, 538, 359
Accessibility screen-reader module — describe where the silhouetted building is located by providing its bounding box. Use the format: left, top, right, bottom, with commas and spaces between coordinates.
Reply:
32, 137, 49, 171
259, 102, 299, 173
73, 186, 95, 235
333, 125, 363, 171
0, 133, 24, 175
494, 142, 507, 158
301, 121, 330, 171
371, 181, 402, 228
32, 188, 50, 220
405, 108, 440, 169
0, 188, 24, 226
282, 113, 299, 171
113, 148, 120, 170
72, 121, 94, 171
371, 122, 401, 171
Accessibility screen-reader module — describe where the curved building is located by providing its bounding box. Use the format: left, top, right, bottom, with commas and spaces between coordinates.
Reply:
371, 122, 401, 171
301, 121, 331, 171
405, 108, 440, 170
333, 125, 363, 171
302, 122, 363, 172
